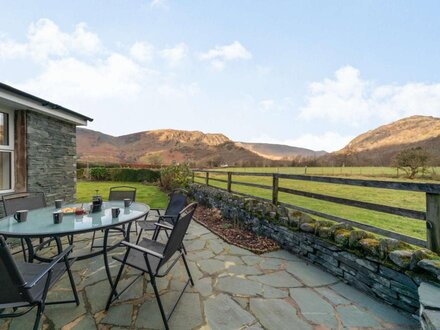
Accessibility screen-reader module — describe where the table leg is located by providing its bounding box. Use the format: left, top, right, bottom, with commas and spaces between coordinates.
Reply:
103, 228, 118, 297
54, 236, 63, 254
24, 238, 35, 263
125, 222, 133, 242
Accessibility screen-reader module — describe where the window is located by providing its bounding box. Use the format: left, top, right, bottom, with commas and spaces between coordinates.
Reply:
0, 110, 14, 192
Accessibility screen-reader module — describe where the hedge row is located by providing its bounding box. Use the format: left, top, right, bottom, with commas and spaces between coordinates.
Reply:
78, 167, 160, 183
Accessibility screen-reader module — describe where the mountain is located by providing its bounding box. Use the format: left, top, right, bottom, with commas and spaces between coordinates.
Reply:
236, 142, 327, 160
76, 128, 267, 166
322, 116, 440, 166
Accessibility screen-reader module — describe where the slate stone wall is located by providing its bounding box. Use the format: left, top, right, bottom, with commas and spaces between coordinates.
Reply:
258, 220, 420, 313
189, 184, 440, 315
26, 111, 77, 204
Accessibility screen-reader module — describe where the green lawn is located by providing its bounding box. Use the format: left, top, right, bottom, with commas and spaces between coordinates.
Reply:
194, 171, 430, 241
212, 166, 440, 181
76, 181, 168, 209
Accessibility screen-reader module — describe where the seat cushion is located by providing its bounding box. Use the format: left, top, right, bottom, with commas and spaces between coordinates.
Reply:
113, 238, 165, 274
17, 259, 72, 302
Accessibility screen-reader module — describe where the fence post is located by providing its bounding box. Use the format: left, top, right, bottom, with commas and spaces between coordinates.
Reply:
272, 174, 279, 205
205, 172, 209, 186
427, 193, 440, 253
227, 172, 232, 192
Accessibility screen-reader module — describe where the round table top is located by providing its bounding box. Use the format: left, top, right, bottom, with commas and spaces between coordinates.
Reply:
0, 201, 150, 238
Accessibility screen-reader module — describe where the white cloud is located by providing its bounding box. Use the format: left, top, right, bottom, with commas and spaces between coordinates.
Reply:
211, 59, 225, 71
259, 99, 274, 111
0, 19, 101, 62
200, 41, 252, 70
300, 65, 440, 126
150, 0, 168, 9
130, 41, 154, 63
252, 132, 353, 152
160, 43, 187, 66
0, 39, 27, 59
17, 53, 144, 100
157, 82, 200, 98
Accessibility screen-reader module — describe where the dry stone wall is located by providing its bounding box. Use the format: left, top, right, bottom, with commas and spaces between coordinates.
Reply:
189, 184, 440, 317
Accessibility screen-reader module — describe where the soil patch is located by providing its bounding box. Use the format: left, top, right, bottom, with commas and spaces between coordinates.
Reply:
194, 206, 279, 254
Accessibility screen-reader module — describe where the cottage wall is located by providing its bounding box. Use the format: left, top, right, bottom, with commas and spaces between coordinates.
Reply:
26, 111, 77, 204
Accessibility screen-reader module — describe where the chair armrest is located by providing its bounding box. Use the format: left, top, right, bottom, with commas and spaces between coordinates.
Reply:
150, 208, 164, 216
24, 245, 73, 289
154, 222, 174, 230
158, 214, 178, 224
122, 241, 164, 259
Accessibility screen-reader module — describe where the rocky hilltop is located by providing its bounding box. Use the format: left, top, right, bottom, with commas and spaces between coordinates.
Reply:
237, 142, 326, 160
77, 128, 264, 165
323, 116, 440, 166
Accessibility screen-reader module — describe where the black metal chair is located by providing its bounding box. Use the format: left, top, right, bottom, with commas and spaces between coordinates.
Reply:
108, 186, 137, 202
90, 186, 137, 250
0, 236, 79, 330
136, 189, 187, 244
105, 202, 197, 330
2, 192, 47, 215
2, 192, 49, 261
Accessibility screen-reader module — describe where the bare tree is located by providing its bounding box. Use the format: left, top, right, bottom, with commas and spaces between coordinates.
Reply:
394, 147, 430, 179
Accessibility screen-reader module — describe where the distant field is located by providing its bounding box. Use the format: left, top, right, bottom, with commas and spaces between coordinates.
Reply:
76, 181, 168, 209
193, 167, 438, 242
212, 166, 440, 180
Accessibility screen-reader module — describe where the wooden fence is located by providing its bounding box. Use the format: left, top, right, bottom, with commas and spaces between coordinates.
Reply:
192, 170, 440, 253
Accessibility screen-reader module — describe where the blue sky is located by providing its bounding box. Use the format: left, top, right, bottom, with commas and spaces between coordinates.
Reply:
1, 1, 440, 151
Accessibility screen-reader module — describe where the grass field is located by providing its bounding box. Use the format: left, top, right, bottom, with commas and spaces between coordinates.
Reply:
194, 168, 433, 242
76, 181, 168, 209
213, 166, 440, 181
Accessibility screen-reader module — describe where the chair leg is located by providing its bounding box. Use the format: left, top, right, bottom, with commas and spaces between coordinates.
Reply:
33, 303, 43, 330
65, 257, 80, 305
152, 226, 161, 241
105, 262, 126, 310
135, 228, 143, 245
21, 238, 28, 262
151, 276, 170, 330
181, 253, 194, 286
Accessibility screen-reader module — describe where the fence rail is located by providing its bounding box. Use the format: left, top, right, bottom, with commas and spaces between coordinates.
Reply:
192, 170, 440, 252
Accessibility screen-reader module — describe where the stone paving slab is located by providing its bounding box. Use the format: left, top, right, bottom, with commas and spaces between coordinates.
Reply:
2, 221, 420, 330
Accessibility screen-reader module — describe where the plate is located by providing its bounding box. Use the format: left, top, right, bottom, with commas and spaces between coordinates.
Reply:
61, 207, 77, 214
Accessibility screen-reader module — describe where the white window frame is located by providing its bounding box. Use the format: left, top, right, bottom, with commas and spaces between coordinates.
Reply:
0, 108, 14, 193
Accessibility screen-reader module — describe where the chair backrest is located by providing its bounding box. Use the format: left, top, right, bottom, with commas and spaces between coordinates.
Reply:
164, 189, 187, 223
108, 186, 137, 202
2, 192, 46, 216
0, 236, 33, 304
158, 202, 197, 269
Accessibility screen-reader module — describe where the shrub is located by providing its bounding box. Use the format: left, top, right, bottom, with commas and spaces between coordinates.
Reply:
109, 168, 160, 182
160, 164, 191, 191
90, 167, 111, 181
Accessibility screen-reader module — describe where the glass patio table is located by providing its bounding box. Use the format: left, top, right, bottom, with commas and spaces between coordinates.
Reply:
0, 201, 150, 288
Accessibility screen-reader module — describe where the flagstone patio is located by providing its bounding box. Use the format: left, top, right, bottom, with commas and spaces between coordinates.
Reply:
2, 221, 420, 330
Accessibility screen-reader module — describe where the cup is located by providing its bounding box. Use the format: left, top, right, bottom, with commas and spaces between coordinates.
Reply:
111, 207, 121, 218
14, 210, 28, 223
55, 199, 63, 209
53, 211, 63, 224
123, 199, 132, 208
